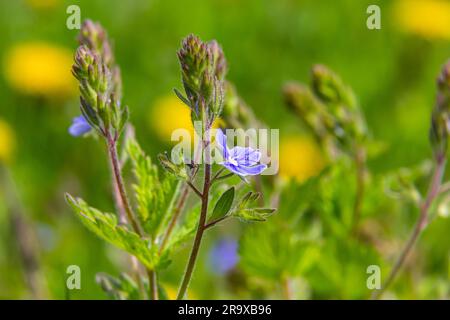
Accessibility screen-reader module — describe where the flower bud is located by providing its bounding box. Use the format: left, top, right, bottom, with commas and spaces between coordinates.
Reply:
78, 20, 114, 67
430, 60, 450, 159
177, 35, 227, 126
208, 40, 227, 80
311, 64, 355, 108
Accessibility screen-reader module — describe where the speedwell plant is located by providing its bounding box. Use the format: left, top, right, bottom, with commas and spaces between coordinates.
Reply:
65, 20, 274, 300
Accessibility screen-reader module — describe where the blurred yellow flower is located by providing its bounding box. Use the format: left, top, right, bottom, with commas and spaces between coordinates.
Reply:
26, 0, 59, 9
150, 95, 221, 142
0, 119, 16, 164
394, 0, 450, 39
279, 136, 325, 183
4, 42, 76, 98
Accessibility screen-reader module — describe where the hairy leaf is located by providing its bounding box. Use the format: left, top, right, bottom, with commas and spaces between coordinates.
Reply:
66, 194, 159, 269
127, 138, 179, 238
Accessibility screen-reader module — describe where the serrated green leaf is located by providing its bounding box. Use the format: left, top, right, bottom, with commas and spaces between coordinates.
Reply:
65, 193, 159, 269
211, 187, 235, 220
126, 138, 179, 237
165, 201, 200, 252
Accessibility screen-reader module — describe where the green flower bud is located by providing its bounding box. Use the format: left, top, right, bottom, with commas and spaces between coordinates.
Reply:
208, 40, 227, 80
78, 19, 114, 67
177, 34, 227, 127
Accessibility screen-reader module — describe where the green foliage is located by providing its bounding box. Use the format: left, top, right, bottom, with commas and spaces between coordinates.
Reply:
65, 194, 159, 269
127, 138, 179, 238
211, 186, 235, 221
240, 223, 321, 281
307, 238, 383, 299
96, 272, 141, 300
165, 202, 200, 251
232, 191, 275, 222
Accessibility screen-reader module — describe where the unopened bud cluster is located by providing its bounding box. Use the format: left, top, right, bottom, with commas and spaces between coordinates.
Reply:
177, 34, 227, 128
431, 60, 450, 159
283, 65, 367, 157
72, 20, 127, 138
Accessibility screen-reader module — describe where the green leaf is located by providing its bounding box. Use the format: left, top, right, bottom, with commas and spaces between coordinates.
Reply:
65, 193, 159, 269
233, 208, 275, 222
230, 191, 275, 222
211, 187, 235, 220
173, 88, 191, 108
117, 105, 129, 134
239, 224, 319, 280
157, 152, 188, 180
127, 138, 179, 238
96, 272, 141, 300
165, 201, 200, 252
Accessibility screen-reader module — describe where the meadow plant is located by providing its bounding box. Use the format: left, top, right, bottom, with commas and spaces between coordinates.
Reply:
62, 18, 450, 301
65, 20, 274, 300
282, 62, 450, 299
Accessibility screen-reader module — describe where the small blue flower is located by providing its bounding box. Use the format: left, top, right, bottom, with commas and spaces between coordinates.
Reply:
216, 129, 267, 177
69, 115, 92, 137
209, 238, 239, 274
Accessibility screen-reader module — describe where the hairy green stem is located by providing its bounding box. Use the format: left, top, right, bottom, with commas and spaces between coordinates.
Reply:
372, 155, 446, 299
106, 133, 157, 300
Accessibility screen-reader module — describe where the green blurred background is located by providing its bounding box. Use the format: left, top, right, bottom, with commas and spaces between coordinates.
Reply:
1, 0, 450, 299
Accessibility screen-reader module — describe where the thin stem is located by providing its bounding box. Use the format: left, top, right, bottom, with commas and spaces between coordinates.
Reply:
204, 216, 229, 230
110, 153, 147, 300
159, 141, 203, 255
177, 140, 212, 299
211, 167, 225, 182
372, 155, 446, 299
130, 256, 147, 300
107, 136, 143, 236
148, 269, 158, 300
352, 147, 366, 232
187, 181, 203, 198
106, 133, 157, 300
282, 277, 292, 300
213, 172, 235, 183
159, 184, 190, 254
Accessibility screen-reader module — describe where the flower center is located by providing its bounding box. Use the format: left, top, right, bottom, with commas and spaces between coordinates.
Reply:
228, 156, 239, 166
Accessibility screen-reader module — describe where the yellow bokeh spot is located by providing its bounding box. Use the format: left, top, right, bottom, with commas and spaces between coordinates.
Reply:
0, 119, 16, 164
279, 136, 325, 183
394, 0, 450, 40
26, 0, 59, 9
150, 95, 221, 143
4, 42, 76, 98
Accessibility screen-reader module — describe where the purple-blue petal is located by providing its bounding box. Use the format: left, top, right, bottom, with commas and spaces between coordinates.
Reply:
215, 129, 229, 159
235, 163, 267, 176
230, 146, 261, 166
69, 115, 92, 137
222, 162, 267, 177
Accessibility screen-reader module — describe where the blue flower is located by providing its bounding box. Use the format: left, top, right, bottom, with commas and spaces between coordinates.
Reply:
209, 238, 239, 274
216, 129, 267, 176
69, 115, 92, 137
